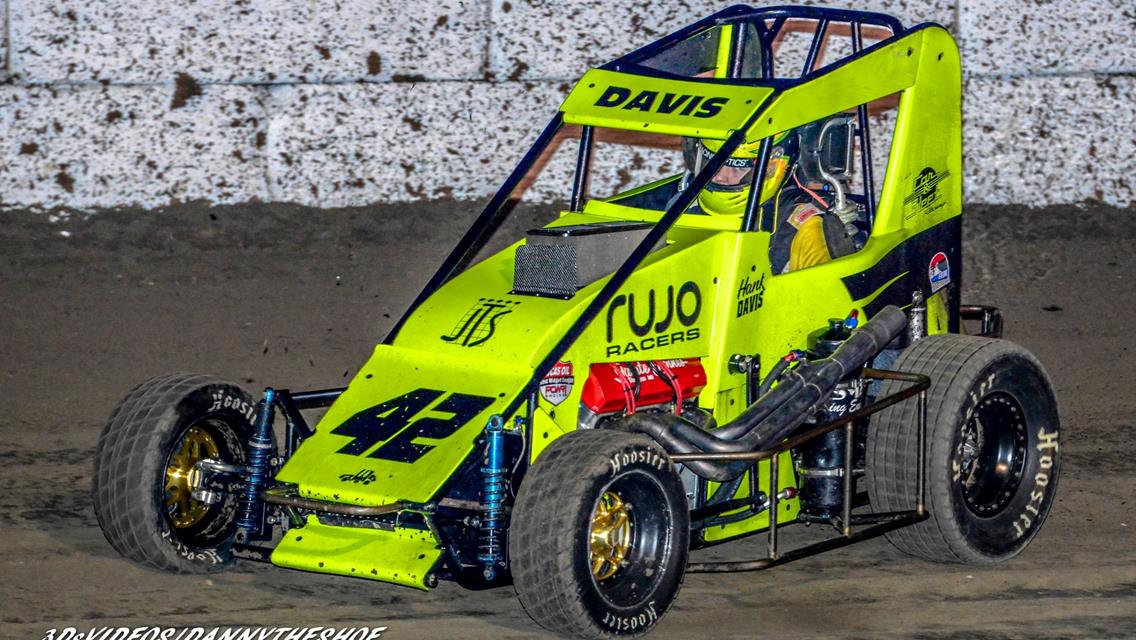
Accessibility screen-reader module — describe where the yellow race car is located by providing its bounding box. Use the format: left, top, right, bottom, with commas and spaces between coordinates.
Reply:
93, 5, 1060, 638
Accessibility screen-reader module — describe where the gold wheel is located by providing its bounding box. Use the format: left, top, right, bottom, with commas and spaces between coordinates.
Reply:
590, 490, 633, 581
164, 425, 220, 528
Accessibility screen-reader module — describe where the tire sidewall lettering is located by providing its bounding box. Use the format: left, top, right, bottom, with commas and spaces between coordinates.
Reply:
607, 446, 671, 478
950, 358, 1060, 552
159, 526, 226, 565
208, 390, 256, 424
601, 601, 659, 633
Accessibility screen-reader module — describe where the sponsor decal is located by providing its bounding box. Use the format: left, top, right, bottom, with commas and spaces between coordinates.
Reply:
787, 203, 822, 229
825, 378, 865, 416
929, 251, 950, 293
736, 274, 765, 318
700, 145, 753, 168
593, 85, 729, 119
605, 281, 701, 357
331, 389, 495, 463
441, 298, 520, 347
539, 361, 574, 406
903, 166, 951, 218
338, 469, 377, 485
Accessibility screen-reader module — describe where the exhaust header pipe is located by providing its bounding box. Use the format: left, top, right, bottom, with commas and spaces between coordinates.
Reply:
626, 305, 907, 481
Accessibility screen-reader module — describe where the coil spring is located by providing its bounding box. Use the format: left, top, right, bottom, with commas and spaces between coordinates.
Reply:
236, 388, 275, 533
477, 415, 506, 580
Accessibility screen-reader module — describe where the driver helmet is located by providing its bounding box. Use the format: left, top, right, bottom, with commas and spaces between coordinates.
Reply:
686, 132, 794, 216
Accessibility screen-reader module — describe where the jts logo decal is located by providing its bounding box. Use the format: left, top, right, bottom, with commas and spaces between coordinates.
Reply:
736, 274, 765, 318
331, 388, 495, 463
605, 281, 701, 357
539, 361, 574, 406
441, 298, 520, 347
903, 166, 951, 218
593, 85, 729, 119
929, 252, 950, 292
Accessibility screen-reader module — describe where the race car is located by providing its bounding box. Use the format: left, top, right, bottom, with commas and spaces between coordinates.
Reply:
93, 5, 1061, 638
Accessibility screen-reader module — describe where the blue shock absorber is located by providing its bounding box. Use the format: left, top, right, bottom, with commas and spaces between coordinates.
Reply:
236, 387, 275, 536
477, 415, 507, 580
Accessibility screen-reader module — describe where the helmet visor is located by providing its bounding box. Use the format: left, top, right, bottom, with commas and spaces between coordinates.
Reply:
703, 147, 755, 192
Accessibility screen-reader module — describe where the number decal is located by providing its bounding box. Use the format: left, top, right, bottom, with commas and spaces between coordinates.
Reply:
331, 388, 496, 463
331, 389, 443, 455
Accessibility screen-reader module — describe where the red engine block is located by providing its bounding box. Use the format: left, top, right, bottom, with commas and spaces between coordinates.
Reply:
581, 358, 707, 415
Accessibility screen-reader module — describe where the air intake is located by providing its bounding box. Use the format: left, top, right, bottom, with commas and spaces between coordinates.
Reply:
513, 221, 658, 298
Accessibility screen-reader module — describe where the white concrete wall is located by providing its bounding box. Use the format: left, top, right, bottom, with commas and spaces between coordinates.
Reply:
0, 0, 1132, 211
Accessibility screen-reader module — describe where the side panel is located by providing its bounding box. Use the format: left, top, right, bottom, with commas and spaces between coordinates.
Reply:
526, 229, 723, 460
876, 26, 962, 238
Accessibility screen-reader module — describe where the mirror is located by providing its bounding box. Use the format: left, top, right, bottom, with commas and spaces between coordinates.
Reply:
818, 116, 855, 177
796, 114, 855, 184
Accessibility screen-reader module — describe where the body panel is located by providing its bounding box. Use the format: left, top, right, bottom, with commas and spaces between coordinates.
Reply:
271, 515, 441, 590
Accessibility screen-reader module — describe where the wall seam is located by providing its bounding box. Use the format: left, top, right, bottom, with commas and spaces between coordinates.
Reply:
260, 85, 276, 204
483, 0, 493, 80
4, 0, 10, 80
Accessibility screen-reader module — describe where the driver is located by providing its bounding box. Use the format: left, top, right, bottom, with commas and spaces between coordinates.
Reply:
683, 133, 791, 217
681, 132, 857, 273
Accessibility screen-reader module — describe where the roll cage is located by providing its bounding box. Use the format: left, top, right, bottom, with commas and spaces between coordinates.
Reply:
386, 4, 952, 422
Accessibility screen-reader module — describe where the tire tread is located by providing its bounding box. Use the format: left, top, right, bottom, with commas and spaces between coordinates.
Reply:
867, 334, 1055, 564
92, 373, 243, 573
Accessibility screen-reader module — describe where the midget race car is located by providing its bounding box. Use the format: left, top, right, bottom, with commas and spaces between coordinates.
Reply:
93, 5, 1061, 639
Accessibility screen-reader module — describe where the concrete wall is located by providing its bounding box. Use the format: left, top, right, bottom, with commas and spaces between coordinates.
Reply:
1, 0, 1132, 211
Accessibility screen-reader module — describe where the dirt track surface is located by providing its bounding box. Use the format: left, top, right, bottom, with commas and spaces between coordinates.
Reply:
2, 202, 1134, 639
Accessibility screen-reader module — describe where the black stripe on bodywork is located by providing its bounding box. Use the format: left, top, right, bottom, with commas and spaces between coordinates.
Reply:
843, 215, 962, 330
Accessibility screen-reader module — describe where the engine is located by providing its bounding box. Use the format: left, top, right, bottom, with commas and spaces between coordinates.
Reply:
578, 358, 707, 429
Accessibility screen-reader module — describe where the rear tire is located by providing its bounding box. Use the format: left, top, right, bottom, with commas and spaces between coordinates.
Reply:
510, 430, 689, 638
92, 374, 256, 572
867, 334, 1061, 563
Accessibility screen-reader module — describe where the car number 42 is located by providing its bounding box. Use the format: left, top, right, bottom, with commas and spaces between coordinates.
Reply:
331, 388, 495, 463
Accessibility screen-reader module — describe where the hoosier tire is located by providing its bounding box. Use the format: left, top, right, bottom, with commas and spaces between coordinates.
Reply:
510, 430, 689, 639
92, 374, 257, 573
867, 334, 1061, 563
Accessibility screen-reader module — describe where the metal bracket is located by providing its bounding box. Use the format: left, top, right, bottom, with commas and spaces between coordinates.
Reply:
960, 305, 1003, 339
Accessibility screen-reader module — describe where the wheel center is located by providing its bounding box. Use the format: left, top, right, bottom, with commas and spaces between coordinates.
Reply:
955, 393, 1028, 516
589, 491, 633, 581
164, 425, 220, 528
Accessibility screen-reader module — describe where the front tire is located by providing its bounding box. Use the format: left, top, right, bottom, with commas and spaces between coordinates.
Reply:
867, 334, 1061, 563
92, 374, 257, 572
510, 430, 689, 639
